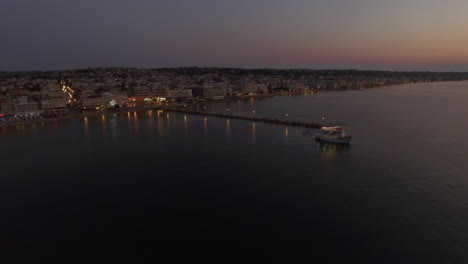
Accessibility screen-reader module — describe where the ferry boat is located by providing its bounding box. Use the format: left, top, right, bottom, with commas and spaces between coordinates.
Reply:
316, 126, 351, 144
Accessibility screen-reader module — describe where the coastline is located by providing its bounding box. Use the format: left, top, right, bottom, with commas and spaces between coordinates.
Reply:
2, 79, 467, 128
0, 111, 110, 128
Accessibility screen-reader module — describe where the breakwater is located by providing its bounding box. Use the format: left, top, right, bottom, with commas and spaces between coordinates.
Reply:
154, 107, 335, 128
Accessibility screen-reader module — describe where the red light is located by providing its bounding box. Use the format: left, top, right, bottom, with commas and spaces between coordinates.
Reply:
0, 114, 4, 117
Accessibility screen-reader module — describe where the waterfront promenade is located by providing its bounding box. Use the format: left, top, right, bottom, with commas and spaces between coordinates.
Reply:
1, 102, 335, 129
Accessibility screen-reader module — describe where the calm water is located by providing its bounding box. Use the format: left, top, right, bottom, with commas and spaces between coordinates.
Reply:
1, 81, 467, 262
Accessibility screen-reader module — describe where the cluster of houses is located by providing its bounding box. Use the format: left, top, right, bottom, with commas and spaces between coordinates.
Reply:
0, 78, 67, 122
1, 68, 467, 120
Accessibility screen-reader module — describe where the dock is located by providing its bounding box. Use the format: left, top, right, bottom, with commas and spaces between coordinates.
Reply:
153, 107, 335, 128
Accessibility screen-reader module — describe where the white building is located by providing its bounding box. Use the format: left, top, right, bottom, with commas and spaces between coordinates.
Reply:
245, 82, 258, 94
81, 97, 106, 109
134, 87, 150, 98
1, 102, 41, 115
243, 82, 268, 94
41, 98, 67, 110
203, 88, 225, 98
102, 93, 129, 107
286, 81, 307, 91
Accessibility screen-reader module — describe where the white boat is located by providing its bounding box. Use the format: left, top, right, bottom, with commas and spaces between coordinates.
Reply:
316, 126, 351, 144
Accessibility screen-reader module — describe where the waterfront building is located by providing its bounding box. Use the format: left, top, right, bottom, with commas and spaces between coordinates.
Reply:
191, 86, 204, 97
81, 96, 106, 110
41, 98, 67, 110
102, 93, 130, 107
148, 87, 169, 100
257, 83, 268, 93
134, 87, 150, 99
203, 87, 225, 99
245, 81, 258, 94
40, 98, 68, 117
0, 102, 41, 115
165, 89, 192, 99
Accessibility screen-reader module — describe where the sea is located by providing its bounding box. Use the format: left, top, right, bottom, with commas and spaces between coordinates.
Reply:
1, 81, 467, 262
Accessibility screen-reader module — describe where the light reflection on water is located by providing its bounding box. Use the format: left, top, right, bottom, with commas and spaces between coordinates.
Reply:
83, 117, 89, 139
1, 82, 468, 262
101, 115, 107, 137
9, 110, 353, 159
76, 111, 352, 162
203, 117, 208, 136
316, 141, 351, 153
133, 112, 139, 136
147, 111, 154, 136
157, 112, 164, 138
76, 112, 356, 156
15, 125, 25, 133
110, 115, 119, 144
251, 122, 256, 144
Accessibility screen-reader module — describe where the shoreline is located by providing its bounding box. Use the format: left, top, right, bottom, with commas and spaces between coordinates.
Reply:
0, 111, 116, 128
1, 79, 467, 128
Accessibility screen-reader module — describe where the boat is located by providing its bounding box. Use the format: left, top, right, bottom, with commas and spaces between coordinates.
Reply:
316, 126, 351, 144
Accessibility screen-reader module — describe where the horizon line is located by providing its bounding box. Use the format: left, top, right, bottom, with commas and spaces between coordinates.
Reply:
2, 66, 468, 74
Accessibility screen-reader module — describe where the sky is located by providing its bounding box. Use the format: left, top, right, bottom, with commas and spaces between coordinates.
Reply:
1, 0, 468, 71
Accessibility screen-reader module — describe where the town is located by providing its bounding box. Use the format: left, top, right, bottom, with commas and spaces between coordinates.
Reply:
1, 67, 468, 126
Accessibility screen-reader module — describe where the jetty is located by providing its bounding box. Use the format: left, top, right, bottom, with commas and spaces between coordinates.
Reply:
153, 107, 335, 128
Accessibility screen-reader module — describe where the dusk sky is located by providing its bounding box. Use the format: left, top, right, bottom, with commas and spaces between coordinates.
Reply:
2, 0, 468, 71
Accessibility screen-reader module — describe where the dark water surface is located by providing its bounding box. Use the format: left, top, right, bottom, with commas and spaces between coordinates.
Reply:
1, 82, 467, 262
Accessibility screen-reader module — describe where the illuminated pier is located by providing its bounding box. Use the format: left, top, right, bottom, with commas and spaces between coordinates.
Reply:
154, 107, 335, 128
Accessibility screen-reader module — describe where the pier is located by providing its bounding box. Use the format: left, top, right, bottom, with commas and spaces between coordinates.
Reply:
153, 107, 335, 128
